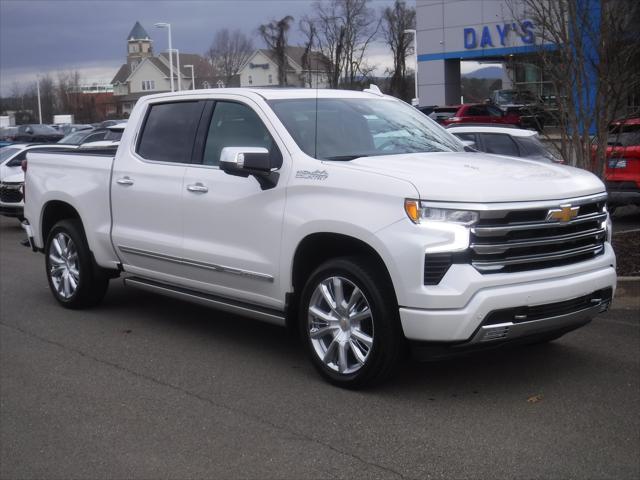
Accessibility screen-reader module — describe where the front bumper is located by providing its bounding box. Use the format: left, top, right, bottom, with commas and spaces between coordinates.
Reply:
21, 220, 38, 252
399, 262, 616, 343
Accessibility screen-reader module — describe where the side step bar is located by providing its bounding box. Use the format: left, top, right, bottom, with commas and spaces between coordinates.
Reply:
123, 277, 286, 327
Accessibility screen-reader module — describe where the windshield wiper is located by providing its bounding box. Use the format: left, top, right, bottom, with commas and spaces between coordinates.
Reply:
324, 154, 370, 161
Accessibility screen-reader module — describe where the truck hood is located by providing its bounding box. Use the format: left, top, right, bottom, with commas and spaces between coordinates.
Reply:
0, 164, 22, 183
1, 171, 24, 184
336, 152, 604, 202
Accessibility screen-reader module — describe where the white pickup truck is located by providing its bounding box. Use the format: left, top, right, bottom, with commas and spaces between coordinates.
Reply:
22, 88, 616, 387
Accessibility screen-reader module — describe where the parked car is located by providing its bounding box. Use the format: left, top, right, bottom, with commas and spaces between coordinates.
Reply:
488, 89, 547, 131
0, 126, 18, 144
447, 125, 563, 163
22, 88, 615, 388
75, 123, 126, 150
14, 124, 64, 143
428, 106, 459, 124
0, 143, 75, 219
416, 105, 438, 116
603, 117, 640, 209
97, 119, 128, 128
440, 104, 523, 128
59, 124, 94, 136
58, 129, 104, 145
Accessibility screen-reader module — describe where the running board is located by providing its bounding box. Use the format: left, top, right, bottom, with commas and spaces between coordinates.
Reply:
123, 277, 286, 327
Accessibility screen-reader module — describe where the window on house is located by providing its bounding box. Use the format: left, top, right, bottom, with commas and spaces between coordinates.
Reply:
129, 44, 139, 53
268, 74, 273, 84
248, 75, 253, 85
141, 80, 155, 91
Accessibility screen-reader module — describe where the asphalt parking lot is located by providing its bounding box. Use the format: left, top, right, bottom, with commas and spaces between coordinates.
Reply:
1, 216, 639, 480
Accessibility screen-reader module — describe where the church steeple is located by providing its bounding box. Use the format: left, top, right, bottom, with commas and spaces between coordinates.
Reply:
127, 21, 153, 69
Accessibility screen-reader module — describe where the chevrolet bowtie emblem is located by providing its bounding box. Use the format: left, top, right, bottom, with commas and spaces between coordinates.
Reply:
546, 205, 580, 223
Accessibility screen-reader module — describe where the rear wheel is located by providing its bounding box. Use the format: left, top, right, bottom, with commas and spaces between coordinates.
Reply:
299, 257, 403, 388
45, 219, 109, 308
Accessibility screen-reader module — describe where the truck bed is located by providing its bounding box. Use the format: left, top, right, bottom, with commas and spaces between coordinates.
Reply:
24, 150, 120, 269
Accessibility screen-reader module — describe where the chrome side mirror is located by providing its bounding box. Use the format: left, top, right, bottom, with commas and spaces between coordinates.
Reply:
219, 146, 280, 190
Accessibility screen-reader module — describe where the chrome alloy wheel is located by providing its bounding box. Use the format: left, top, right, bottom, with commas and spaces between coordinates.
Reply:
48, 232, 80, 299
307, 276, 374, 374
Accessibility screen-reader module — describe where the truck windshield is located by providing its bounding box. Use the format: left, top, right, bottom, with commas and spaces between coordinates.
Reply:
268, 98, 464, 160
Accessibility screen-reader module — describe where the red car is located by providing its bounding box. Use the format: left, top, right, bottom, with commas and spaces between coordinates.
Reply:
441, 103, 523, 127
604, 117, 640, 210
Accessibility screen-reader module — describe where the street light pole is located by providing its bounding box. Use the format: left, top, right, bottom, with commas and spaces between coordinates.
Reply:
176, 50, 181, 91
404, 29, 418, 106
36, 77, 42, 124
154, 22, 174, 92
184, 65, 195, 90
167, 48, 181, 91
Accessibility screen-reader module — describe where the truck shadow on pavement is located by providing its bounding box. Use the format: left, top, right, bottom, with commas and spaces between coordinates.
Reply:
89, 279, 605, 397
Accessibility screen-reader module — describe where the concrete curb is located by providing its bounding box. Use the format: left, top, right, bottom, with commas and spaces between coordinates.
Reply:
614, 277, 639, 304
617, 276, 640, 283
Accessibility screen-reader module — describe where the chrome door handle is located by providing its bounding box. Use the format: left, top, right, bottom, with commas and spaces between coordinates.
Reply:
187, 183, 208, 193
116, 177, 134, 186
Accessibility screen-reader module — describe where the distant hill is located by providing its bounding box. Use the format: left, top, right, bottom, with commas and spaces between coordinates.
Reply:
463, 66, 502, 79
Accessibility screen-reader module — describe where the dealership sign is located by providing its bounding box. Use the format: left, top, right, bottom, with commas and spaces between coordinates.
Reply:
463, 21, 535, 49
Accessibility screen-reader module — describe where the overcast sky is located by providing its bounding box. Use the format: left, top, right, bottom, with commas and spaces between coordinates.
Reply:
0, 0, 482, 96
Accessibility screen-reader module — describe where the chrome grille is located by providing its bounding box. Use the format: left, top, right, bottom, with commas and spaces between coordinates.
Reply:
470, 195, 607, 274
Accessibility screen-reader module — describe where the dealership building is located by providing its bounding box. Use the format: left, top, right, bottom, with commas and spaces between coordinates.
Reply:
416, 0, 561, 106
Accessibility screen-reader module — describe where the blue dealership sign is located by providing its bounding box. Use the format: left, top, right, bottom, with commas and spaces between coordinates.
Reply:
464, 21, 535, 49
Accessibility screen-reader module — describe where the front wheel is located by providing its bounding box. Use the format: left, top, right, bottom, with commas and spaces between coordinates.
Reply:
299, 257, 403, 388
45, 219, 109, 309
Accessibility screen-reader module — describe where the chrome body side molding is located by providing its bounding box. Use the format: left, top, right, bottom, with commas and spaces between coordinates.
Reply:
118, 245, 274, 282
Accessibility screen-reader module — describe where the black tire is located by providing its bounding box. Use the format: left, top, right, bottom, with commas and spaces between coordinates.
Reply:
45, 219, 109, 309
299, 256, 403, 388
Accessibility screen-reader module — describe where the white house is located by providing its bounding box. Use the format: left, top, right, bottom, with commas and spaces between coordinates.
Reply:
239, 47, 330, 88
111, 22, 201, 115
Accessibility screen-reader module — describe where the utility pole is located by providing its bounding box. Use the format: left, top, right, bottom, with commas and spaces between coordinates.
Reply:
36, 77, 42, 124
185, 65, 195, 90
155, 23, 174, 92
404, 29, 418, 106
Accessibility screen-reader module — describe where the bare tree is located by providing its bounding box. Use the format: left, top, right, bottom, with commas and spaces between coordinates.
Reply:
381, 0, 415, 101
206, 29, 254, 84
36, 75, 55, 123
509, 0, 640, 176
311, 0, 379, 88
259, 16, 294, 86
299, 17, 318, 87
56, 71, 88, 122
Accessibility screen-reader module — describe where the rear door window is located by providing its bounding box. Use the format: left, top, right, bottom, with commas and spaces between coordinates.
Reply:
453, 132, 477, 144
480, 133, 520, 156
137, 101, 204, 163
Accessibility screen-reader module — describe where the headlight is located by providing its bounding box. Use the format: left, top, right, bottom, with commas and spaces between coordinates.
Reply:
404, 199, 479, 226
603, 208, 612, 243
